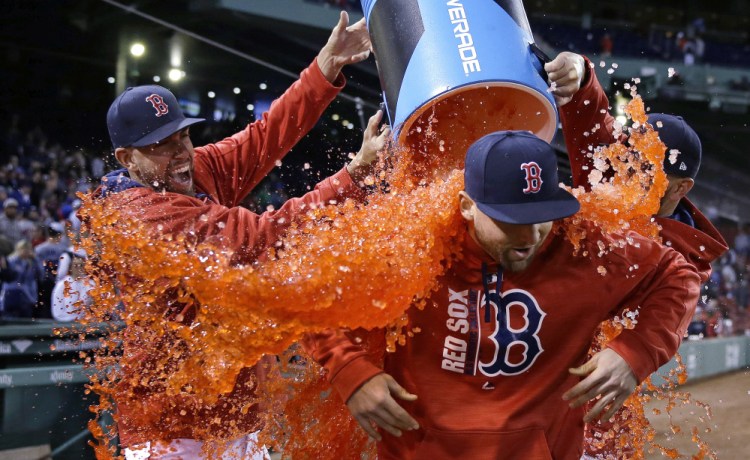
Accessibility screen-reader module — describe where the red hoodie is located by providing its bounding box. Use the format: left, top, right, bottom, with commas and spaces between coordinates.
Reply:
558, 56, 727, 283
304, 224, 700, 460
93, 59, 366, 447
558, 56, 728, 458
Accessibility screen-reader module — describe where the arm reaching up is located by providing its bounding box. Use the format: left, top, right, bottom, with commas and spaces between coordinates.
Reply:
317, 11, 372, 82
347, 109, 391, 184
545, 51, 586, 107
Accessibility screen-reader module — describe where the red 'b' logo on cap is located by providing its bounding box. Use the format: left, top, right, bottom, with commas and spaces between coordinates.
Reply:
145, 94, 169, 117
520, 162, 543, 194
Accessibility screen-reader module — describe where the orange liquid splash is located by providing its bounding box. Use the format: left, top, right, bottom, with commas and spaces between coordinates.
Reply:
561, 95, 667, 249
75, 87, 716, 459
78, 96, 478, 456
561, 93, 717, 459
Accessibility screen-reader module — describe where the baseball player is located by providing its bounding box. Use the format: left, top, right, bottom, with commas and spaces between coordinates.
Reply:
304, 131, 701, 460
545, 51, 728, 283
545, 51, 728, 459
89, 12, 390, 459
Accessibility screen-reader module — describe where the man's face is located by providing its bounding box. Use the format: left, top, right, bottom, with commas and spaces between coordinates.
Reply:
4, 205, 17, 219
123, 129, 196, 196
17, 243, 33, 259
460, 192, 553, 272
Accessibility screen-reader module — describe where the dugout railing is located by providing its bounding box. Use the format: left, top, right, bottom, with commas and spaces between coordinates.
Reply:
0, 319, 119, 460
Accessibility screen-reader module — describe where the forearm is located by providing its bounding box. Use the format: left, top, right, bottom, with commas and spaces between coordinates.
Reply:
301, 328, 383, 403
236, 166, 367, 263
607, 252, 700, 382
560, 56, 617, 189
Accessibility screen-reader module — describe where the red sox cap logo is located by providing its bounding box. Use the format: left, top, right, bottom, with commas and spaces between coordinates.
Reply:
145, 94, 170, 117
520, 162, 543, 194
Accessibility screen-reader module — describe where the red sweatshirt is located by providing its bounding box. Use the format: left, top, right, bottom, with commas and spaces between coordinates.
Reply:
93, 59, 366, 446
559, 56, 727, 282
558, 56, 727, 458
305, 225, 700, 460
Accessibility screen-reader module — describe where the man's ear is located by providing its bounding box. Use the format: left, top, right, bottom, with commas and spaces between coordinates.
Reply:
114, 147, 134, 170
667, 176, 694, 202
458, 191, 475, 222
676, 177, 694, 200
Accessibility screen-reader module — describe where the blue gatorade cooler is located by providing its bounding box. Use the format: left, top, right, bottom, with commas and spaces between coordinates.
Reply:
361, 0, 557, 157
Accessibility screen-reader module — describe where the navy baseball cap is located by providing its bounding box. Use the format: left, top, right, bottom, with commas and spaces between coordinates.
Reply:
647, 113, 701, 179
464, 131, 580, 225
107, 85, 204, 149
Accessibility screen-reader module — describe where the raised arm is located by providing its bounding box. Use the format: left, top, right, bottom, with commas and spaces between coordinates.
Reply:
546, 52, 617, 190
195, 11, 373, 206
113, 110, 391, 264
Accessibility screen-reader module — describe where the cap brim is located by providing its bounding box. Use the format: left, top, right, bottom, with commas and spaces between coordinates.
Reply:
475, 188, 580, 225
130, 117, 205, 148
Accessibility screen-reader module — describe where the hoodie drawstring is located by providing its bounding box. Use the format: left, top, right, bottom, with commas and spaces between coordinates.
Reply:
481, 263, 503, 323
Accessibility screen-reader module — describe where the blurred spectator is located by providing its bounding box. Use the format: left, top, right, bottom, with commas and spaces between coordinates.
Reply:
34, 222, 68, 318
56, 205, 84, 282
10, 181, 34, 213
0, 198, 36, 244
694, 33, 706, 64
676, 31, 697, 65
0, 240, 43, 319
687, 303, 708, 340
720, 250, 738, 296
0, 234, 13, 259
51, 248, 92, 322
716, 311, 734, 337
734, 223, 750, 256
90, 153, 106, 180
64, 199, 82, 242
692, 18, 707, 35
703, 299, 720, 338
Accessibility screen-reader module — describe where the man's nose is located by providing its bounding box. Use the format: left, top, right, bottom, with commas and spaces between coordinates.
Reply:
172, 141, 190, 159
511, 224, 540, 246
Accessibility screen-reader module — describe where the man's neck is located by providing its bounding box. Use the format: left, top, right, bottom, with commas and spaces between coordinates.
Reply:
656, 199, 680, 217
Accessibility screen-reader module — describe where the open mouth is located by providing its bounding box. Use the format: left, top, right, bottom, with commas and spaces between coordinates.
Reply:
510, 247, 533, 260
169, 163, 192, 185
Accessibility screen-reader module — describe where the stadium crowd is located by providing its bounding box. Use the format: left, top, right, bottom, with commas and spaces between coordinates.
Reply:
695, 238, 750, 339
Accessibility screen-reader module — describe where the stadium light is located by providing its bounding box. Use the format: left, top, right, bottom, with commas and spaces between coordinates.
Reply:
233, 87, 241, 95
168, 68, 185, 82
130, 42, 145, 58
207, 91, 216, 99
